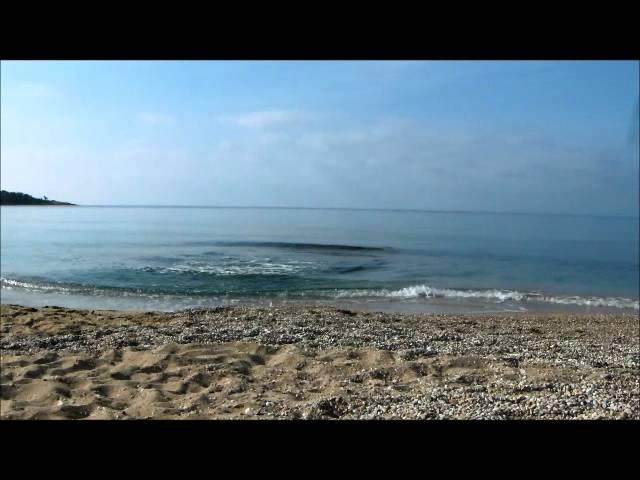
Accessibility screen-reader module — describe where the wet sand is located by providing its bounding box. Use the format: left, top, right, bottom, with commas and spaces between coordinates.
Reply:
1, 303, 638, 419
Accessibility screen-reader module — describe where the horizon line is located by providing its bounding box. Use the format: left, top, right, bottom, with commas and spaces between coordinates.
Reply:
57, 204, 639, 219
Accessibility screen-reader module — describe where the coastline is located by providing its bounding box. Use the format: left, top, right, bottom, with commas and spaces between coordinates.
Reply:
1, 303, 638, 419
2, 283, 638, 315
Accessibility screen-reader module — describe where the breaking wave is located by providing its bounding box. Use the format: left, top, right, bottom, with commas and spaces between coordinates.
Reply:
331, 284, 639, 310
2, 277, 637, 310
1, 277, 153, 297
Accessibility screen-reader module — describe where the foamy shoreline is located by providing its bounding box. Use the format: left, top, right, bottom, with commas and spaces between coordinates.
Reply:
1, 303, 638, 419
3, 276, 638, 314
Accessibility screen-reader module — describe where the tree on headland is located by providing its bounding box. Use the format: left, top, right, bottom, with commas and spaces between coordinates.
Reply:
0, 190, 75, 206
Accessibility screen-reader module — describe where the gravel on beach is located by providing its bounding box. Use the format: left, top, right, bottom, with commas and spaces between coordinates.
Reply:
1, 303, 638, 420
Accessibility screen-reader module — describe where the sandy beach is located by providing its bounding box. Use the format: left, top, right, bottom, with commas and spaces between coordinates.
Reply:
1, 303, 638, 420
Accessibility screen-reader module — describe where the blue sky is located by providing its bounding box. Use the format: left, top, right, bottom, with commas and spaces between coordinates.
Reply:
1, 60, 638, 215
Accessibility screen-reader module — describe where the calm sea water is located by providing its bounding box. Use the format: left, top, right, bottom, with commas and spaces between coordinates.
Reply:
1, 206, 638, 313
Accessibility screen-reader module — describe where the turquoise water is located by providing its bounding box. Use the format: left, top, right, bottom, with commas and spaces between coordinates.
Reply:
1, 206, 638, 313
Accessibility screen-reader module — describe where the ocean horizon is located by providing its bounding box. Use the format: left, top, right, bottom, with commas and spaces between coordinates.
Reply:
2, 205, 638, 313
35, 204, 639, 219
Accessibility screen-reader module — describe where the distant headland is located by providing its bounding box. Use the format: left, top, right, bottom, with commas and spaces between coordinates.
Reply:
0, 190, 76, 206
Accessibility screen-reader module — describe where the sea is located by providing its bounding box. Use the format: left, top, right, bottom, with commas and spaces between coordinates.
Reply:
1, 206, 638, 314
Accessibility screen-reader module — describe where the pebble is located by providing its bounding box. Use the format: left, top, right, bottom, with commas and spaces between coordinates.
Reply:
2, 304, 638, 420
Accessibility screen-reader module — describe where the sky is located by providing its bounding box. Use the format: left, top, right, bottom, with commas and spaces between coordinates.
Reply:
1, 60, 638, 216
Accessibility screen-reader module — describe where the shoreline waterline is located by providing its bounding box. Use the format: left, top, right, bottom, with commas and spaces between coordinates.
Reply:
1, 288, 638, 315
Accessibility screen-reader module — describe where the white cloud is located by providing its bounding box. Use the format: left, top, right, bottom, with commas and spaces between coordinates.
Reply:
225, 110, 306, 129
138, 112, 175, 126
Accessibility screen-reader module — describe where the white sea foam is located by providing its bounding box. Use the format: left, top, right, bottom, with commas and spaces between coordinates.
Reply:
539, 295, 639, 309
142, 260, 316, 276
0, 277, 71, 292
334, 285, 526, 301
2, 277, 637, 310
332, 284, 639, 310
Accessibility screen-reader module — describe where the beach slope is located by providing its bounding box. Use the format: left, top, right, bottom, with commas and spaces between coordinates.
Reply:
1, 304, 638, 419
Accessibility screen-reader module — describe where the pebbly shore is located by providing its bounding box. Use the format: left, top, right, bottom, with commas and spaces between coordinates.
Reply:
1, 303, 638, 420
